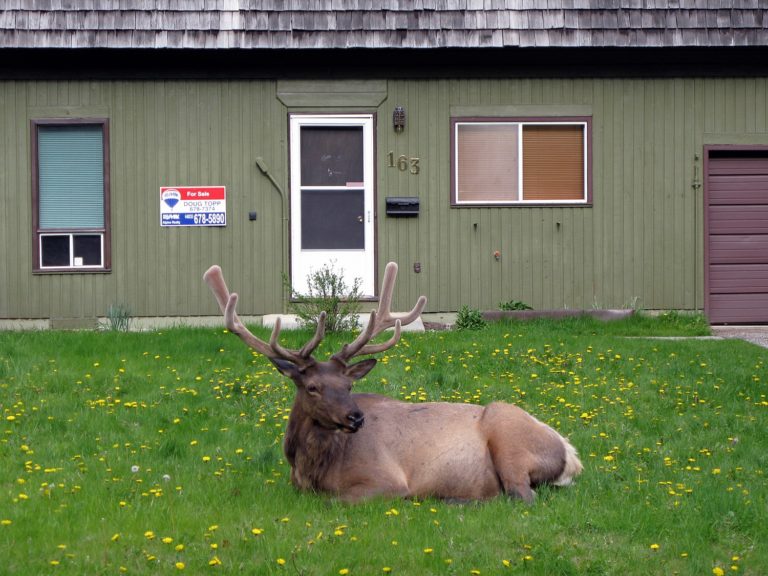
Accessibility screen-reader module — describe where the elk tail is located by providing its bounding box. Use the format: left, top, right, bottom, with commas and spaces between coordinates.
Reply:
552, 438, 583, 487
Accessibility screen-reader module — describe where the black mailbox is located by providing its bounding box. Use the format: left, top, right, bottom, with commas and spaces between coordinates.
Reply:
385, 196, 419, 217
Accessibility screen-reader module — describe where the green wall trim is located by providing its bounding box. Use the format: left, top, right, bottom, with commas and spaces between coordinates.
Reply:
28, 106, 111, 119
450, 105, 593, 117
277, 79, 388, 107
703, 133, 768, 145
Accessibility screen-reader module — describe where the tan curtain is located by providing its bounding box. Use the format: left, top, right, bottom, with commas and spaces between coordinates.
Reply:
522, 125, 584, 201
457, 123, 518, 202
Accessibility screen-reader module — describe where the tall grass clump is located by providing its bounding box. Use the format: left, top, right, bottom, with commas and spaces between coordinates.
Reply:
102, 303, 133, 332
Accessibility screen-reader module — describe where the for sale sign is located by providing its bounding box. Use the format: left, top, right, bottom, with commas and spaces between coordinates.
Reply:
160, 186, 226, 227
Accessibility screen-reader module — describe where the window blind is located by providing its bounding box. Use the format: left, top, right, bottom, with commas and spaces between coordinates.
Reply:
522, 125, 584, 201
38, 125, 104, 229
456, 123, 519, 202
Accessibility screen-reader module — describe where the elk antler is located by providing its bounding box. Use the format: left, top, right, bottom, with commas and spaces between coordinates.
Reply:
203, 265, 325, 369
333, 262, 427, 364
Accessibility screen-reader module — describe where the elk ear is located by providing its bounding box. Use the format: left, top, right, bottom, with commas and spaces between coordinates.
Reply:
343, 358, 377, 381
270, 358, 302, 379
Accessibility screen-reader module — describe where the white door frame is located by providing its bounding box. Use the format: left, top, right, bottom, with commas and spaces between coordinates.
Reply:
289, 114, 376, 297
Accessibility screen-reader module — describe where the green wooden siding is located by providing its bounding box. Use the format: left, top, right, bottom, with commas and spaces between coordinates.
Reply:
2, 77, 768, 319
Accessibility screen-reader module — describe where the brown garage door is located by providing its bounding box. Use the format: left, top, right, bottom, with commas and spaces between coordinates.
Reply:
706, 150, 768, 324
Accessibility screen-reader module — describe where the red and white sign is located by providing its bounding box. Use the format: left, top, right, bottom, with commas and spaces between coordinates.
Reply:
160, 186, 226, 227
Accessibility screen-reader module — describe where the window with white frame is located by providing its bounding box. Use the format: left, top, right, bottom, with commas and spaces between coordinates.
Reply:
451, 117, 590, 205
32, 119, 110, 271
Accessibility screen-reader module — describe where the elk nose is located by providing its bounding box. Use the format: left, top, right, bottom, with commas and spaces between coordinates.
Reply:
347, 411, 365, 431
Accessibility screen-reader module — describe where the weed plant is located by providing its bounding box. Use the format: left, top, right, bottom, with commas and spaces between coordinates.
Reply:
102, 303, 133, 332
455, 305, 487, 331
283, 262, 362, 332
0, 316, 765, 575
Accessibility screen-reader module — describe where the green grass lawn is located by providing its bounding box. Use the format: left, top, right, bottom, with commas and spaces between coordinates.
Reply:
0, 316, 765, 575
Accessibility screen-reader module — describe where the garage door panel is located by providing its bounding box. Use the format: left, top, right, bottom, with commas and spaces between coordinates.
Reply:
709, 264, 768, 293
709, 235, 768, 264
709, 294, 768, 324
708, 158, 768, 176
709, 176, 768, 204
709, 205, 768, 233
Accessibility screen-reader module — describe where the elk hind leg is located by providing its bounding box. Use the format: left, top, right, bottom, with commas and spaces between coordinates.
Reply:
482, 404, 539, 503
487, 443, 536, 503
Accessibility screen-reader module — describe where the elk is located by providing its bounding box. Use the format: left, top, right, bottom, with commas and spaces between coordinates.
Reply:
203, 263, 582, 503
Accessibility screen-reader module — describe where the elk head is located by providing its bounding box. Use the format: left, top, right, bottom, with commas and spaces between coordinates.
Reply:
203, 263, 427, 433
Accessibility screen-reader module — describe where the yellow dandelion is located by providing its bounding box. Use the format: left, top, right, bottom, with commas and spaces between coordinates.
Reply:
162, 537, 174, 544
423, 548, 433, 554
276, 558, 286, 566
339, 570, 350, 575
208, 556, 222, 566
251, 528, 263, 536
1, 520, 12, 526
382, 568, 392, 573
175, 544, 185, 552
110, 533, 121, 542
175, 562, 185, 570
713, 568, 725, 576
144, 530, 155, 540
650, 543, 660, 551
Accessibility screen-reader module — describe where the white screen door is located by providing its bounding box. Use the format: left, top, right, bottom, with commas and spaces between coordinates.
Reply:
289, 114, 375, 296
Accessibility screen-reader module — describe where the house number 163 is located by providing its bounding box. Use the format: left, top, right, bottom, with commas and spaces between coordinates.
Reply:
387, 151, 420, 175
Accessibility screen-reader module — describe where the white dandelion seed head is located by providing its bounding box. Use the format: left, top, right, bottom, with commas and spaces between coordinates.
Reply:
131, 465, 140, 473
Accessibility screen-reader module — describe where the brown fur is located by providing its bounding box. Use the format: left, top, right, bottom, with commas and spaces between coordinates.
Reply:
279, 360, 583, 503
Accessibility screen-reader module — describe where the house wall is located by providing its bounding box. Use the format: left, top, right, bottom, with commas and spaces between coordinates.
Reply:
2, 76, 768, 320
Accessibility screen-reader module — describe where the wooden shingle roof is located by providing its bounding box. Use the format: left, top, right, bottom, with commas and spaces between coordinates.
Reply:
1, 1, 766, 50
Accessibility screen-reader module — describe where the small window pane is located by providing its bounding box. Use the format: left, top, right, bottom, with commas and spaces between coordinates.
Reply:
522, 125, 584, 201
300, 127, 364, 187
73, 234, 102, 266
41, 235, 70, 267
456, 123, 519, 202
301, 189, 364, 249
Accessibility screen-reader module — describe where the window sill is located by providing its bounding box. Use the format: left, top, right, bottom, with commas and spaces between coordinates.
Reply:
33, 268, 112, 275
451, 202, 593, 208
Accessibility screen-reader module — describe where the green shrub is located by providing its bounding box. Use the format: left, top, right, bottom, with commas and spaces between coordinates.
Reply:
498, 299, 533, 311
284, 262, 362, 332
454, 305, 487, 330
